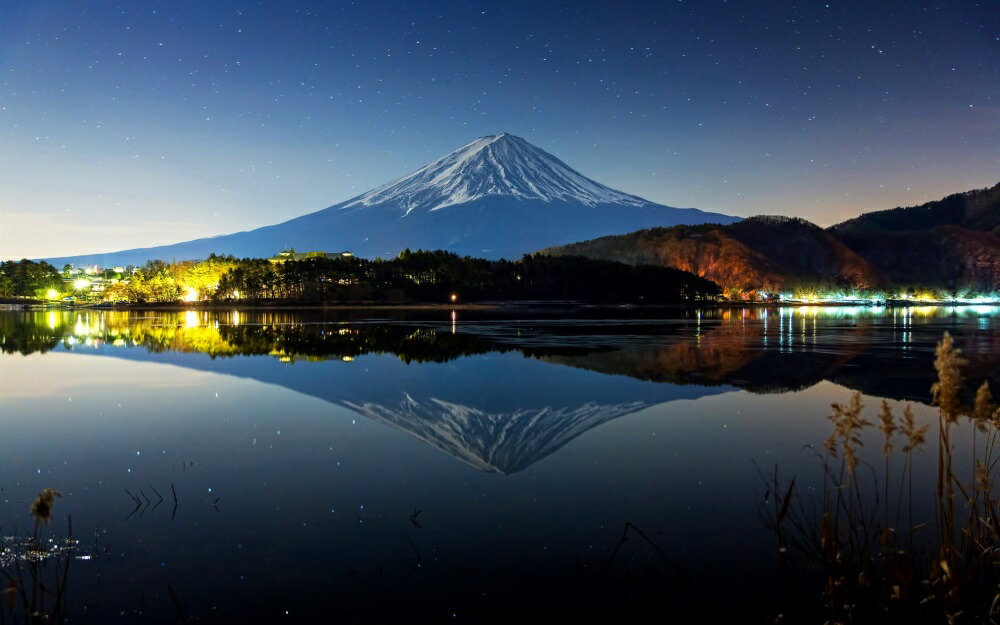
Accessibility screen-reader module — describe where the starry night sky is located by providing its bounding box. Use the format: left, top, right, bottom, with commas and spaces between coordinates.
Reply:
1, 0, 997, 259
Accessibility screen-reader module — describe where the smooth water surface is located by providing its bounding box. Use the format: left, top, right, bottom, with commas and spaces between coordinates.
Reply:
1, 306, 998, 621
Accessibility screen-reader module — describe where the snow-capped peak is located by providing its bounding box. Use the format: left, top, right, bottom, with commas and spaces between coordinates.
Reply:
339, 133, 650, 215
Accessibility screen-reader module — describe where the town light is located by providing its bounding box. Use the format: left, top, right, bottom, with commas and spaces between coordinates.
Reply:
182, 286, 198, 302
450, 293, 458, 303
46, 289, 59, 299
73, 278, 91, 290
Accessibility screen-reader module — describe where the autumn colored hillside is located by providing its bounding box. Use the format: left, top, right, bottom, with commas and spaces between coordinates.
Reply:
540, 183, 999, 297
541, 216, 885, 296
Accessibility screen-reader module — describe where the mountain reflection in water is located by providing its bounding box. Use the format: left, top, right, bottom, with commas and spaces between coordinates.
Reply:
5, 307, 997, 392
2, 306, 1000, 623
2, 307, 997, 473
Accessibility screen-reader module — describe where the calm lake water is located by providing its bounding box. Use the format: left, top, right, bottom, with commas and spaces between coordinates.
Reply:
2, 306, 998, 622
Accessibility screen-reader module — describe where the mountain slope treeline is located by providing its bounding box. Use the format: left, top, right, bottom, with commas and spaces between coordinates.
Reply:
832, 183, 1000, 235
830, 184, 1000, 292
542, 183, 1000, 297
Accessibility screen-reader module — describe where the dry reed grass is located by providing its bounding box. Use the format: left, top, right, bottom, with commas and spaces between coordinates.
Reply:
762, 332, 1000, 623
1, 489, 74, 625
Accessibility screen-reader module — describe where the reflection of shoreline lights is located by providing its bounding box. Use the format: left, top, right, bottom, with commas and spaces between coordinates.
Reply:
960, 297, 1000, 304
967, 305, 998, 315
756, 304, 1000, 323
35, 306, 1000, 361
768, 304, 1000, 319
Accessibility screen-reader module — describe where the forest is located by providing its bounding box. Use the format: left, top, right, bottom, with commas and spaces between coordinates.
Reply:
211, 250, 721, 304
0, 259, 63, 299
8, 250, 719, 305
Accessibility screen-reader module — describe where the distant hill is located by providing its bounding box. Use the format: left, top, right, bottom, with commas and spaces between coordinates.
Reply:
541, 184, 1000, 295
830, 184, 1000, 292
832, 183, 1000, 235
541, 216, 886, 295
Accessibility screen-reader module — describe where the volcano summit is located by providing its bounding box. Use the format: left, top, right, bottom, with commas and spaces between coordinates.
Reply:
45, 134, 738, 266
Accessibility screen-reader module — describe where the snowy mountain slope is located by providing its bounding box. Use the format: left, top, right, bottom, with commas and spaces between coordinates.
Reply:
43, 133, 739, 266
343, 395, 649, 474
339, 133, 650, 215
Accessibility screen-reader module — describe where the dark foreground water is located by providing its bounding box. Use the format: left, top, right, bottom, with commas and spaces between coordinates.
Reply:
1, 306, 998, 622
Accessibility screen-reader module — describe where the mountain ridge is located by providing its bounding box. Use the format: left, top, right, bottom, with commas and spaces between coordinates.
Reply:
831, 183, 1000, 236
541, 215, 887, 294
40, 134, 738, 266
541, 184, 1000, 295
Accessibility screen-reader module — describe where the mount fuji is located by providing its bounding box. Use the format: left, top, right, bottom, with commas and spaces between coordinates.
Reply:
44, 133, 739, 266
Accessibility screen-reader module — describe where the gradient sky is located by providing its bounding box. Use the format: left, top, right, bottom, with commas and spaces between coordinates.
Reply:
1, 0, 997, 259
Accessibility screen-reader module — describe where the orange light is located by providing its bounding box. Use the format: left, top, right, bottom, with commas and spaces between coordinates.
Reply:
450, 293, 458, 302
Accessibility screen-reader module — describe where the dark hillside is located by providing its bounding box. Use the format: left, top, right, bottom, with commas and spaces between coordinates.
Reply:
831, 183, 1000, 235
542, 184, 1000, 296
542, 217, 885, 295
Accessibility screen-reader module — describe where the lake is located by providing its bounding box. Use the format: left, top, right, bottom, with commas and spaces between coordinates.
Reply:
2, 306, 998, 622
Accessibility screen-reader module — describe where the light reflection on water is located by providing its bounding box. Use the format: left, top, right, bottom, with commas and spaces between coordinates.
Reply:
0, 306, 997, 621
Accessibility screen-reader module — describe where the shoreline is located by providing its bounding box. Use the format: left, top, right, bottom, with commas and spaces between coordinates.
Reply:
2, 299, 996, 312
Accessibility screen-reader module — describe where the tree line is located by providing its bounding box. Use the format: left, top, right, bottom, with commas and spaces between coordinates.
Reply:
212, 249, 721, 304
103, 255, 240, 303
0, 259, 63, 299
1, 251, 722, 304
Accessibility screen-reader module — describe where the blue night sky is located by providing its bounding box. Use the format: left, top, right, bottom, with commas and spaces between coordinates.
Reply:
1, 0, 997, 259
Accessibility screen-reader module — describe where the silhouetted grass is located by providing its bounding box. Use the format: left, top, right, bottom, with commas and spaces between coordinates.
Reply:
761, 332, 1000, 623
1, 489, 75, 625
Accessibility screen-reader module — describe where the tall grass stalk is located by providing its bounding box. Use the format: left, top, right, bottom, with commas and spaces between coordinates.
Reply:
762, 332, 1000, 623
1, 489, 74, 625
